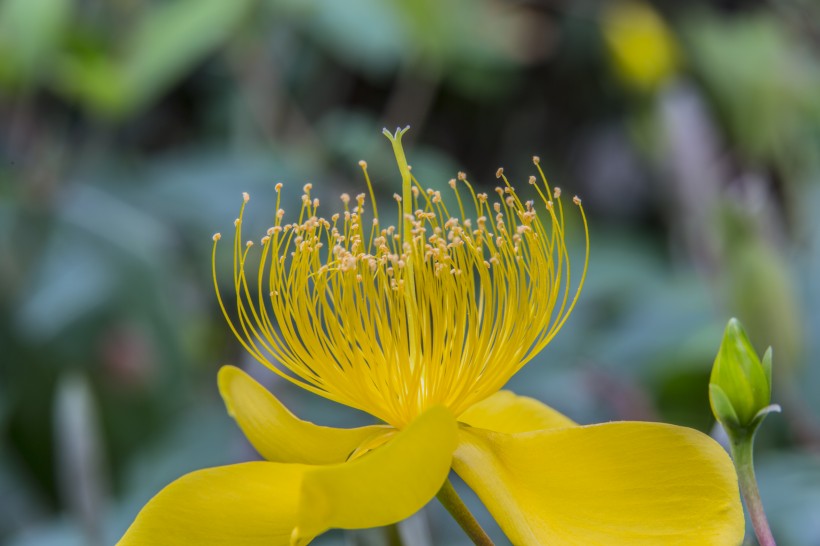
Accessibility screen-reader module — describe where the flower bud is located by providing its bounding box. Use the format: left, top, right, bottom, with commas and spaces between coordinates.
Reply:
709, 318, 775, 431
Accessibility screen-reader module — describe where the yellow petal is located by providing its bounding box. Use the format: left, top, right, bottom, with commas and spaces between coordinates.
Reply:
458, 390, 576, 433
295, 405, 457, 540
218, 365, 388, 463
120, 407, 457, 546
118, 462, 307, 546
453, 422, 744, 545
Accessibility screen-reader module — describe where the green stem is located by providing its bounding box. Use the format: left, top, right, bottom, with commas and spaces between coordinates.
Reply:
436, 479, 495, 546
382, 126, 413, 243
730, 436, 776, 546
384, 523, 405, 546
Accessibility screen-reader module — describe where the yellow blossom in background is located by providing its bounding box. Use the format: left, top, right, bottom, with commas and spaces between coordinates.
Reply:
119, 128, 743, 546
602, 0, 680, 92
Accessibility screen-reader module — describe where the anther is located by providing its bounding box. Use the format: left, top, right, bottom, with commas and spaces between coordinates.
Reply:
358, 160, 367, 168
533, 156, 540, 164
242, 192, 250, 202
275, 183, 283, 191
212, 233, 221, 241
554, 187, 562, 198
573, 196, 582, 205
496, 168, 504, 179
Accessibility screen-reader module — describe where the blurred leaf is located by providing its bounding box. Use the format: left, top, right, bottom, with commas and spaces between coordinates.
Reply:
684, 13, 820, 172
394, 0, 527, 68
0, 0, 71, 88
120, 0, 254, 114
756, 452, 820, 545
300, 0, 407, 76
16, 236, 113, 341
16, 184, 172, 341
718, 201, 803, 377
56, 0, 255, 117
0, 448, 48, 537
289, 0, 526, 93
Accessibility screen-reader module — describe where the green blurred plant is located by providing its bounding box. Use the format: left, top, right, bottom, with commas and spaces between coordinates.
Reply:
0, 0, 72, 89
718, 201, 803, 379
685, 13, 820, 181
0, 0, 533, 120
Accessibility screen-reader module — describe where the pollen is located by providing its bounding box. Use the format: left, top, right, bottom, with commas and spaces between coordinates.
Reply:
212, 128, 589, 428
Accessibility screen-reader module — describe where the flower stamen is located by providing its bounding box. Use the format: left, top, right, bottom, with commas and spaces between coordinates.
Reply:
213, 132, 589, 428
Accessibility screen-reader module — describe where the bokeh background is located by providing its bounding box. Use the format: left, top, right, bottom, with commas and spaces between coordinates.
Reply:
1, 0, 820, 544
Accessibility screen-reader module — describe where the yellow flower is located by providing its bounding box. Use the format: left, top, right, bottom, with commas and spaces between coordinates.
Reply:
120, 128, 743, 545
601, 0, 680, 92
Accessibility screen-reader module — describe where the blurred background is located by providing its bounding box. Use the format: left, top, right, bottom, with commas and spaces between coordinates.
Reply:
1, 0, 819, 544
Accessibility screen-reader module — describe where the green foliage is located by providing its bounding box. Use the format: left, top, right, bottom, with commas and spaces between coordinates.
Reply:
684, 13, 820, 175
717, 200, 804, 376
0, 0, 72, 88
55, 0, 255, 117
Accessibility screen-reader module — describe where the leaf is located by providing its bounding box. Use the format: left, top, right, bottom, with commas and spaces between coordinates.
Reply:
0, 0, 72, 87
56, 0, 255, 118
119, 0, 254, 114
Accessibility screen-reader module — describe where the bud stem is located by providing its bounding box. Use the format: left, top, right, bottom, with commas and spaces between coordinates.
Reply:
436, 479, 495, 546
730, 435, 776, 546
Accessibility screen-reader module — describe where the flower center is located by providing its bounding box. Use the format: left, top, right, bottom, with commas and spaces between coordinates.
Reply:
213, 128, 588, 428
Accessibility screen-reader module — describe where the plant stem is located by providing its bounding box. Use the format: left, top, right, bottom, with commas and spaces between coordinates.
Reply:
436, 479, 495, 546
730, 436, 776, 546
384, 523, 405, 546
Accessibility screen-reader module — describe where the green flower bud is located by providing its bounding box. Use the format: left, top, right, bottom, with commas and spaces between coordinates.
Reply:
709, 318, 776, 431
